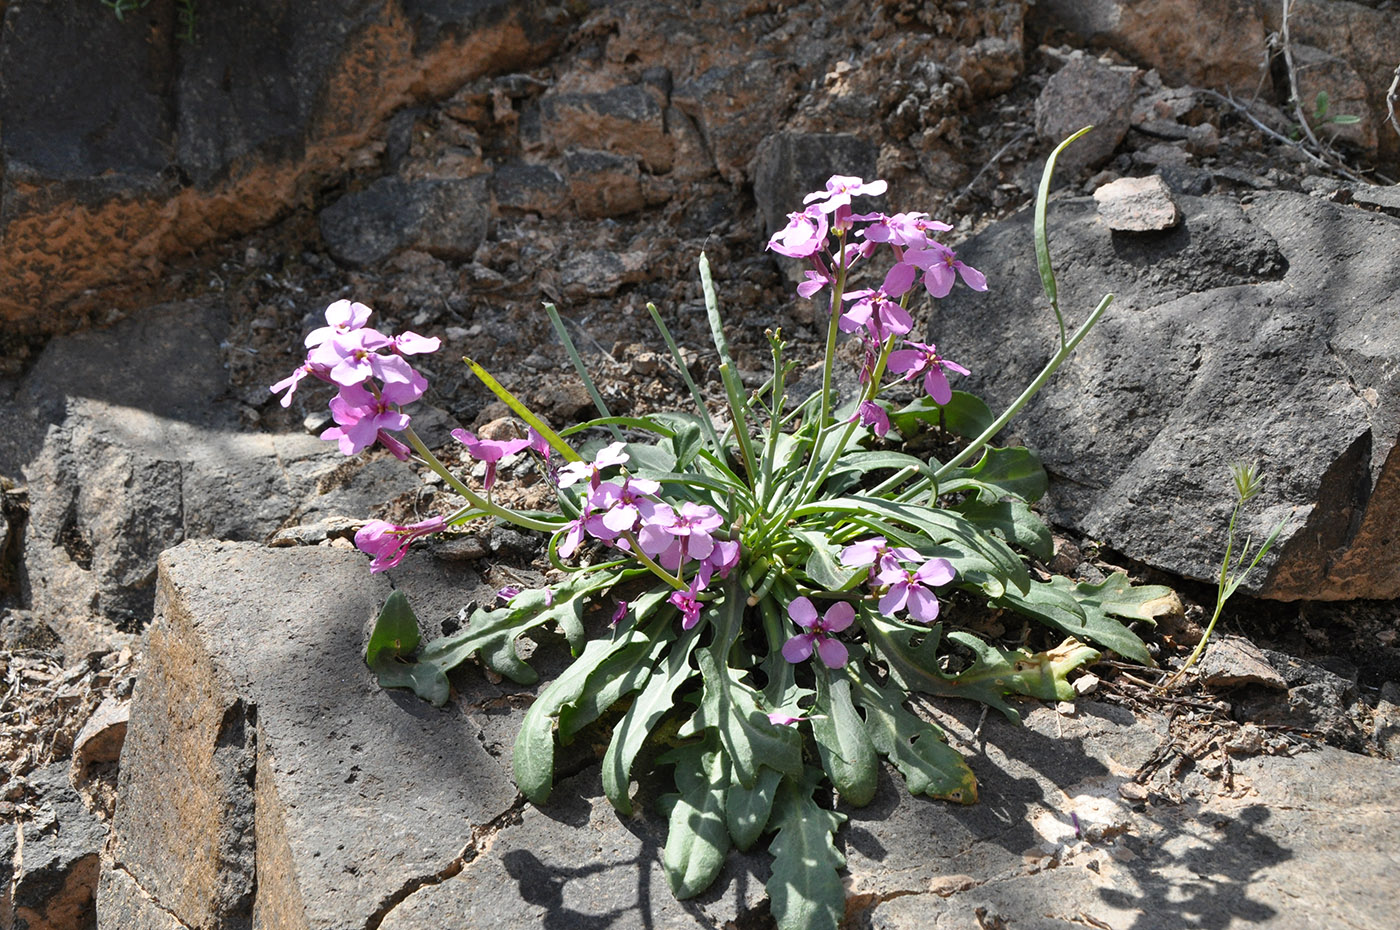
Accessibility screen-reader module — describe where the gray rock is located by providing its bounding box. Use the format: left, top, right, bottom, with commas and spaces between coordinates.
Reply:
490, 160, 570, 216
1029, 0, 1267, 90
102, 541, 520, 930
0, 1, 566, 332
1351, 183, 1400, 218
319, 176, 492, 267
751, 131, 881, 240
10, 300, 419, 656
1093, 174, 1181, 231
540, 85, 673, 174
1034, 54, 1140, 175
562, 149, 646, 219
104, 543, 1400, 929
932, 190, 1400, 600
1194, 636, 1288, 690
1377, 681, 1400, 758
13, 762, 107, 930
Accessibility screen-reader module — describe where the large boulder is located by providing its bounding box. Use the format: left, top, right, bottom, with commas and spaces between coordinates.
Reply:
0, 0, 568, 335
933, 187, 1400, 600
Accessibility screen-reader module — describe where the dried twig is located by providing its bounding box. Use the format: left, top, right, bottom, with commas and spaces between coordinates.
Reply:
1387, 64, 1400, 141
1279, 0, 1325, 151
1201, 89, 1370, 184
950, 127, 1032, 206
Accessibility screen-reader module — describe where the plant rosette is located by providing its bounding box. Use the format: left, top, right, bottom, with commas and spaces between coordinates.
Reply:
276, 130, 1177, 930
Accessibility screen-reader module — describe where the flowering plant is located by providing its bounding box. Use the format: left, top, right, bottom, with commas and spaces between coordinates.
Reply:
282, 130, 1175, 930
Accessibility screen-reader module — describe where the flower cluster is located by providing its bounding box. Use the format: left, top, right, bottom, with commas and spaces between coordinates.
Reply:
842, 536, 955, 624
554, 442, 740, 628
271, 300, 441, 459
778, 537, 957, 671
768, 176, 982, 435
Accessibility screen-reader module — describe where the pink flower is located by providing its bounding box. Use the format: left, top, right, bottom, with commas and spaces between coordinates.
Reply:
320, 383, 413, 455
803, 175, 888, 215
305, 299, 374, 349
611, 600, 630, 627
669, 582, 704, 630
907, 243, 987, 298
841, 537, 919, 578
767, 711, 808, 727
452, 429, 530, 491
781, 597, 855, 668
768, 207, 829, 259
850, 400, 891, 438
557, 441, 629, 489
392, 331, 441, 355
354, 516, 446, 573
859, 212, 952, 248
876, 557, 956, 623
886, 341, 970, 405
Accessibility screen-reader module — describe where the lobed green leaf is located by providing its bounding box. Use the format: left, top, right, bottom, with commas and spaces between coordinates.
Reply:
661, 741, 732, 899
811, 675, 878, 806
765, 774, 848, 930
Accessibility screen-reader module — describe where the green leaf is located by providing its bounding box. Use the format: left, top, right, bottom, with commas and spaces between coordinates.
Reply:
661, 740, 732, 899
601, 624, 700, 815
824, 450, 936, 484
365, 592, 450, 706
1058, 571, 1180, 624
847, 664, 977, 802
765, 774, 847, 930
811, 675, 878, 807
365, 591, 421, 666
996, 578, 1152, 665
682, 649, 804, 789
939, 445, 1049, 504
956, 500, 1054, 561
790, 528, 863, 593
888, 391, 994, 440
417, 571, 620, 685
671, 420, 704, 471
625, 442, 677, 475
862, 612, 1100, 721
557, 623, 673, 741
725, 766, 782, 851
513, 627, 657, 805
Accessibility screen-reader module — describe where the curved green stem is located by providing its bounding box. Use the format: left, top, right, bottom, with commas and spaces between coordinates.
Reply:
403, 427, 560, 532
932, 292, 1113, 481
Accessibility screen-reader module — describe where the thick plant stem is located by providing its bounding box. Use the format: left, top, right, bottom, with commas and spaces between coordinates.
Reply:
932, 293, 1113, 481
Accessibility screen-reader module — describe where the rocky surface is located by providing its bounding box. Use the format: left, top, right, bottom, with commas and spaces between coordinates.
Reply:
99, 541, 1400, 930
2, 1, 1399, 928
934, 187, 1400, 601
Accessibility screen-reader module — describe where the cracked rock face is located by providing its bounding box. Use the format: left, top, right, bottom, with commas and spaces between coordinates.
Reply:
934, 190, 1400, 599
99, 543, 1400, 929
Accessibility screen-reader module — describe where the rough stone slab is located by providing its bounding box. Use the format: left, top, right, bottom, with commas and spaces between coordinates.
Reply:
5, 299, 422, 656
849, 705, 1400, 930
933, 190, 1400, 599
104, 542, 1400, 929
318, 176, 491, 267
1029, 0, 1267, 90
103, 541, 519, 930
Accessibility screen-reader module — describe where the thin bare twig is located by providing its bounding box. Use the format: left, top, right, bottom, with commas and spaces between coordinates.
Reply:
950, 127, 1031, 206
1386, 64, 1400, 141
1201, 88, 1370, 184
1280, 0, 1326, 151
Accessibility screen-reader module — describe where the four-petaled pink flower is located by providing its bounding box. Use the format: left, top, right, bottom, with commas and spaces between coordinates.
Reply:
841, 536, 920, 578
669, 583, 704, 630
876, 557, 956, 624
886, 341, 970, 406
782, 597, 855, 668
804, 176, 888, 215
768, 207, 830, 259
558, 441, 629, 489
452, 429, 531, 491
907, 243, 987, 298
354, 516, 447, 573
305, 299, 373, 349
851, 400, 891, 439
